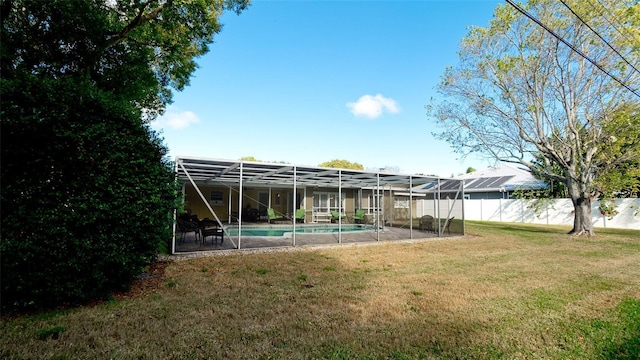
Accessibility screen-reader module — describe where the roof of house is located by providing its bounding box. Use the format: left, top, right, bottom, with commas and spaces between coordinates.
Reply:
455, 165, 547, 193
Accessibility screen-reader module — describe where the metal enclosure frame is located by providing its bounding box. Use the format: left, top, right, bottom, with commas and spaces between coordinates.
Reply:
173, 156, 465, 253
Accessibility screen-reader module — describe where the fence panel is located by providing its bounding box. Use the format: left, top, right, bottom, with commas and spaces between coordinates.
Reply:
442, 198, 639, 230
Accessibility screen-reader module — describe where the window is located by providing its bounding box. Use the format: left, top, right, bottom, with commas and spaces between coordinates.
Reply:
209, 191, 223, 206
365, 193, 383, 214
313, 192, 345, 214
394, 198, 409, 209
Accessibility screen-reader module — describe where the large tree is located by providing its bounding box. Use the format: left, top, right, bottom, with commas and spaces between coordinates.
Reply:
0, 0, 249, 311
428, 0, 640, 235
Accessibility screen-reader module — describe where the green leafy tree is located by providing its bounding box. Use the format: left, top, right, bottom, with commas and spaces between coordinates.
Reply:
240, 156, 261, 162
318, 159, 365, 170
466, 167, 476, 174
593, 104, 640, 199
428, 0, 640, 236
0, 0, 249, 312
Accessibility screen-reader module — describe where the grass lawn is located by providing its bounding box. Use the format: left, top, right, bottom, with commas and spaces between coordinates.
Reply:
2, 221, 639, 359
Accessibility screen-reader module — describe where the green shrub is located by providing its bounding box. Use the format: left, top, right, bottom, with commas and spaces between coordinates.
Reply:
0, 76, 178, 312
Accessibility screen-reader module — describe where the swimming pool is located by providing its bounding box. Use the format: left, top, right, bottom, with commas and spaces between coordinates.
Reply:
224, 224, 372, 237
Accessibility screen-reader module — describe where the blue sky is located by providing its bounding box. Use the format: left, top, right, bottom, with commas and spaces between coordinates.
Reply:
152, 0, 503, 177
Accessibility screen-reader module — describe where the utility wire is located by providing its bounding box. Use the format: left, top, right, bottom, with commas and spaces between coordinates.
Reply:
560, 0, 640, 77
590, 0, 636, 47
505, 0, 640, 99
587, 0, 640, 85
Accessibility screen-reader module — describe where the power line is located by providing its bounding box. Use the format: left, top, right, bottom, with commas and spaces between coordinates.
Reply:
505, 0, 640, 99
586, 0, 640, 85
589, 0, 636, 47
560, 0, 640, 78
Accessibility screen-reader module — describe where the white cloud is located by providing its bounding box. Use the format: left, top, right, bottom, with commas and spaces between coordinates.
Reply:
346, 94, 400, 119
151, 107, 200, 130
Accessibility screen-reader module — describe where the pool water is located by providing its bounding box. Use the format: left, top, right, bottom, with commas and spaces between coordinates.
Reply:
225, 224, 371, 237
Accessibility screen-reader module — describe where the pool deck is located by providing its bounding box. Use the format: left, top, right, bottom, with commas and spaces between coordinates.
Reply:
173, 224, 460, 256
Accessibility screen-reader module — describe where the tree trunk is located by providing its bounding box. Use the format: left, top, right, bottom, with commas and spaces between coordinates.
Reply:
567, 177, 595, 236
565, 175, 595, 236
569, 197, 594, 236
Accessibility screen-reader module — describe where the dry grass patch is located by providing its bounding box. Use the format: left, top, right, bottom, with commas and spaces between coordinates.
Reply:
1, 222, 639, 359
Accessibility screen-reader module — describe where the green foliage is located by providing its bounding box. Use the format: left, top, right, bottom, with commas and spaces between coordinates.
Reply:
598, 198, 620, 220
0, 0, 249, 312
0, 75, 178, 311
593, 103, 640, 199
512, 188, 558, 218
318, 159, 364, 170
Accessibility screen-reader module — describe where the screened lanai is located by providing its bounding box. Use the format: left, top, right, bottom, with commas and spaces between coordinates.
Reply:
173, 156, 465, 253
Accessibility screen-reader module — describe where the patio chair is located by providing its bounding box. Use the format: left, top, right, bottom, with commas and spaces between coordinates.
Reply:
200, 218, 224, 244
419, 215, 434, 232
352, 209, 365, 224
177, 218, 200, 243
330, 210, 347, 223
267, 208, 284, 223
295, 208, 305, 223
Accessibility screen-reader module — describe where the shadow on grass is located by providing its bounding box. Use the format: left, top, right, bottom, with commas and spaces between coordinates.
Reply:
597, 299, 640, 359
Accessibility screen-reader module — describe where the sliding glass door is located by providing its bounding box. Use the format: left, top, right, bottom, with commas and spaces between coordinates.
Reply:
312, 192, 346, 216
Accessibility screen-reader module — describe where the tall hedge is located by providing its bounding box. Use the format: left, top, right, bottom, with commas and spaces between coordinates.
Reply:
0, 74, 178, 312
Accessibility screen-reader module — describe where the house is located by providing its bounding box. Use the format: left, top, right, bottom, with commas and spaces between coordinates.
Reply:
455, 165, 547, 199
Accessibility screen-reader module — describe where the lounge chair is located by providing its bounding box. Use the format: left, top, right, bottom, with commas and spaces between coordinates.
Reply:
295, 208, 305, 223
267, 208, 284, 223
352, 209, 365, 224
330, 210, 347, 223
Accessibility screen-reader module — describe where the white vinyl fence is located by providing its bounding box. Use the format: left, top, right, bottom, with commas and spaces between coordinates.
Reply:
460, 198, 640, 230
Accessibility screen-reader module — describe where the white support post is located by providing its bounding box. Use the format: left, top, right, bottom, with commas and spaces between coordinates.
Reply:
437, 178, 441, 237
376, 173, 380, 241
461, 181, 466, 235
171, 161, 181, 254
293, 166, 297, 247
338, 170, 342, 244
228, 190, 233, 224
409, 176, 413, 239
238, 163, 243, 249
